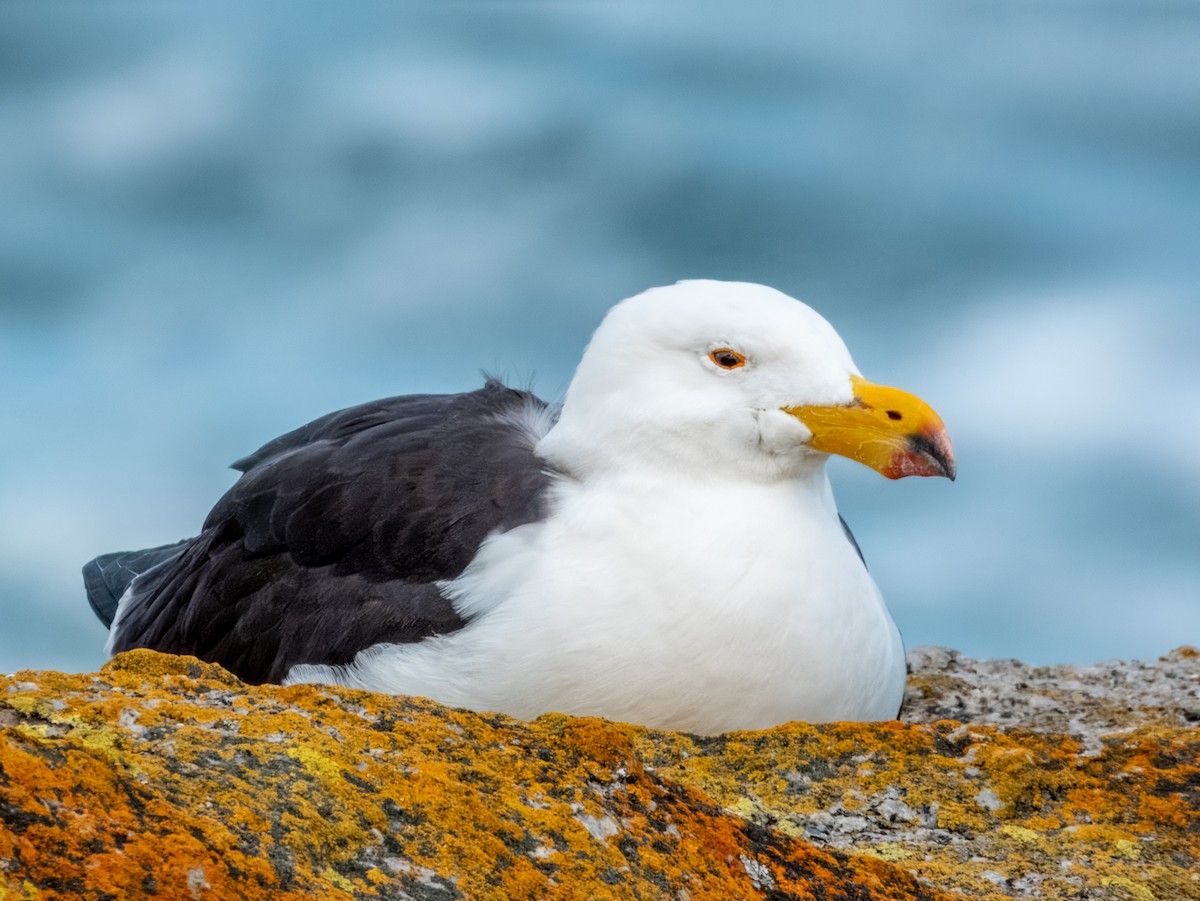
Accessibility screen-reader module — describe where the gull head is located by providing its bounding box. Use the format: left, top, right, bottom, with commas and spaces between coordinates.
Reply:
538, 280, 955, 483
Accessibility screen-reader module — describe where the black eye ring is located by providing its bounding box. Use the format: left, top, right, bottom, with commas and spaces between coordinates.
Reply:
709, 348, 746, 370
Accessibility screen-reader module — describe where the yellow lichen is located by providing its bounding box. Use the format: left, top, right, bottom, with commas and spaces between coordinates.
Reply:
999, 825, 1040, 844
862, 844, 915, 862
1115, 839, 1142, 861
1101, 876, 1157, 900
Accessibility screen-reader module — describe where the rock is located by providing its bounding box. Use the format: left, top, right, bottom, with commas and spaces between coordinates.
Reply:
0, 648, 1197, 900
901, 645, 1200, 743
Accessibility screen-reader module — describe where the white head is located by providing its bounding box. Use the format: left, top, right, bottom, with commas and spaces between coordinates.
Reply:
538, 280, 954, 483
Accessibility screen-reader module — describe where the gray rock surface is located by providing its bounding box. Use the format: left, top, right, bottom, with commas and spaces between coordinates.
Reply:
901, 644, 1200, 742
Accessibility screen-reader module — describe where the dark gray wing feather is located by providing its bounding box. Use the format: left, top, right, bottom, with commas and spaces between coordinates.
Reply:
839, 514, 866, 568
81, 540, 190, 627
92, 380, 554, 683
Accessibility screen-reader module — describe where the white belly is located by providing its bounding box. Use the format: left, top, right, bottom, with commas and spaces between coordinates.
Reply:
286, 473, 906, 733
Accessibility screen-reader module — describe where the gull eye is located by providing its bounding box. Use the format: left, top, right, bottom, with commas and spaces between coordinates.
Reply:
708, 348, 746, 370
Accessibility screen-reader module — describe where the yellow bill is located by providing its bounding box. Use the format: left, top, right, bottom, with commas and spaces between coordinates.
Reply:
785, 375, 956, 480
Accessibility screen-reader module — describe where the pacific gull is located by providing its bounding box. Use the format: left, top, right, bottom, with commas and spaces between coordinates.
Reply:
84, 280, 955, 733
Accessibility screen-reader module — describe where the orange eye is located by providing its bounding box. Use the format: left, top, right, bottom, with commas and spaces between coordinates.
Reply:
708, 347, 746, 370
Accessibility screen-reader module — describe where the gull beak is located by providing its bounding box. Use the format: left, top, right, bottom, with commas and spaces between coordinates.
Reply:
784, 375, 956, 480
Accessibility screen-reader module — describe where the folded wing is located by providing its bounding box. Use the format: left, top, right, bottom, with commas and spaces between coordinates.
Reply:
96, 380, 555, 683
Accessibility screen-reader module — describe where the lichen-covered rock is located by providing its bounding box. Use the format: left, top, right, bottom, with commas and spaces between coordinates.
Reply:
640, 721, 1199, 900
1, 648, 1197, 900
0, 651, 955, 901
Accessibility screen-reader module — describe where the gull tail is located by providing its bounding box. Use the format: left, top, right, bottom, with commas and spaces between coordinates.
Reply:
82, 539, 190, 628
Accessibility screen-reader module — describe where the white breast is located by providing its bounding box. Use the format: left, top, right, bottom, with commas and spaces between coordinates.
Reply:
287, 470, 904, 733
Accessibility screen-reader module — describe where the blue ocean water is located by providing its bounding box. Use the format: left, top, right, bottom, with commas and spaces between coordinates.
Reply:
1, 1, 1197, 674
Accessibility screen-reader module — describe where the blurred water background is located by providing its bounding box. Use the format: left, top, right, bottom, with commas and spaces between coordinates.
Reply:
2, 1, 1198, 675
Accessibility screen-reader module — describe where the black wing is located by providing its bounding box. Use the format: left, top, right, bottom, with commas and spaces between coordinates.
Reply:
97, 380, 555, 683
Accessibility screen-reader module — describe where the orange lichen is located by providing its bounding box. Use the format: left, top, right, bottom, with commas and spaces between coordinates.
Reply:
1, 650, 1197, 900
